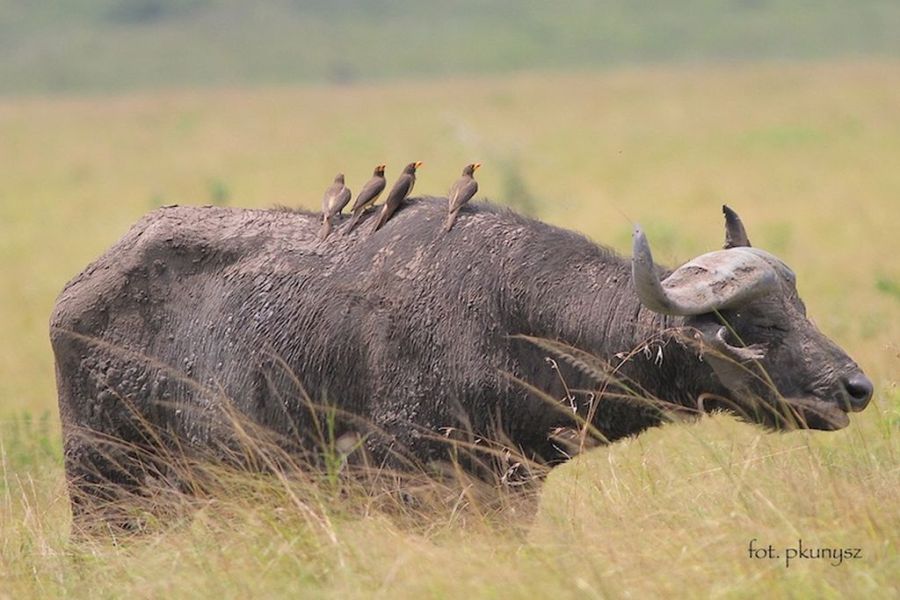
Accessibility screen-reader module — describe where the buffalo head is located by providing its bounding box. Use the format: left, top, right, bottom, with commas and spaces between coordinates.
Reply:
632, 206, 873, 430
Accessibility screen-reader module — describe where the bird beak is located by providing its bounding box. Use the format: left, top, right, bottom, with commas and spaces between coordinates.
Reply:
414, 161, 423, 168
473, 163, 481, 171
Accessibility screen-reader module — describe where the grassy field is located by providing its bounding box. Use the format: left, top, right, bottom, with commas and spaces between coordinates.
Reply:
1, 61, 899, 597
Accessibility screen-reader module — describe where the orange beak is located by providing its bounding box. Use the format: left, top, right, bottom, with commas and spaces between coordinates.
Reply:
473, 163, 481, 171
414, 161, 423, 168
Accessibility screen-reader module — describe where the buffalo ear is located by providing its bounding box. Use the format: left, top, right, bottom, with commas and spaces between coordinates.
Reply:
723, 205, 751, 249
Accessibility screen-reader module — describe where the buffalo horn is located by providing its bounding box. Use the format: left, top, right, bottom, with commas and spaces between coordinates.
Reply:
722, 205, 751, 249
631, 226, 779, 316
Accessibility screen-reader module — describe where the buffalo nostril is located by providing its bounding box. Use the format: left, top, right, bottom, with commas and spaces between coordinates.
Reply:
843, 373, 874, 411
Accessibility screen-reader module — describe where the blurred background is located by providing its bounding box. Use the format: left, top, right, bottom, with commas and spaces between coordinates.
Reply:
1, 3, 899, 596
3, 0, 900, 92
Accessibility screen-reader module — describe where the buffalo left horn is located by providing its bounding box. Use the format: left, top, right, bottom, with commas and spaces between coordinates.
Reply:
631, 226, 780, 316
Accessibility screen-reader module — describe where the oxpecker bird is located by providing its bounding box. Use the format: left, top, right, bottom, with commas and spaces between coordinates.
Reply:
344, 164, 387, 234
371, 161, 422, 233
318, 173, 352, 240
444, 163, 480, 232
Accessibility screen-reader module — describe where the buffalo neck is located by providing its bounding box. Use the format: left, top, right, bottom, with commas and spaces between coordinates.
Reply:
502, 245, 725, 431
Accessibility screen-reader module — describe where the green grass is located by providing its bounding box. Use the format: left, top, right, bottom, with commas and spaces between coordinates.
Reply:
1, 61, 899, 597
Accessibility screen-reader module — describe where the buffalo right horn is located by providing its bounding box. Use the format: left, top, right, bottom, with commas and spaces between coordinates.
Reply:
631, 226, 779, 316
723, 204, 751, 249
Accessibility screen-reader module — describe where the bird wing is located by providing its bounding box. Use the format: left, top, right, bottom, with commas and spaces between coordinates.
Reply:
449, 178, 478, 212
385, 174, 414, 206
322, 182, 343, 213
351, 177, 386, 211
448, 180, 462, 208
335, 187, 352, 213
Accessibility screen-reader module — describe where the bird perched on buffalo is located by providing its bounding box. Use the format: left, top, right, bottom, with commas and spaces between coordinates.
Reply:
444, 163, 480, 232
371, 161, 422, 233
344, 164, 387, 234
317, 173, 352, 240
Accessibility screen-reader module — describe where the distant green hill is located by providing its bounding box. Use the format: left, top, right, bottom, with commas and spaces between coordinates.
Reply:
2, 0, 899, 93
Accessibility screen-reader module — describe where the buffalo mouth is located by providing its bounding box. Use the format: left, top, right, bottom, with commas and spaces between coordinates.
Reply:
780, 396, 850, 431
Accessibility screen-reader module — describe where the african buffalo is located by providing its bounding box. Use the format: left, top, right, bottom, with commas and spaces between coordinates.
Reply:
50, 199, 872, 521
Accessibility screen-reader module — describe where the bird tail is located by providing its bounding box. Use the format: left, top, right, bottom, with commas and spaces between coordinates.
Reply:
344, 210, 362, 235
371, 206, 388, 233
444, 210, 459, 232
317, 216, 333, 241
